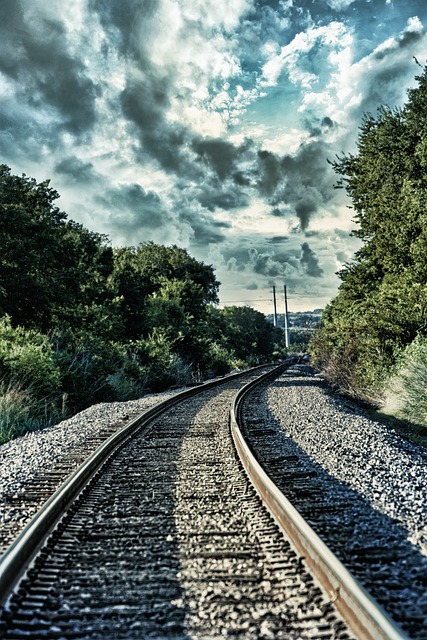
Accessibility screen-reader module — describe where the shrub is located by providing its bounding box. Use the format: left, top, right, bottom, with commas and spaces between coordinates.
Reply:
0, 316, 61, 398
128, 330, 188, 391
52, 332, 130, 408
0, 380, 63, 444
107, 369, 148, 400
385, 337, 427, 426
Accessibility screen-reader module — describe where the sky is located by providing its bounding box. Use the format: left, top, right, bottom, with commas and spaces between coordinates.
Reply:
1, 1, 427, 314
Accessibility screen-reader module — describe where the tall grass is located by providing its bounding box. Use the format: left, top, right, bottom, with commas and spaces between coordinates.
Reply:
0, 381, 60, 444
386, 337, 427, 427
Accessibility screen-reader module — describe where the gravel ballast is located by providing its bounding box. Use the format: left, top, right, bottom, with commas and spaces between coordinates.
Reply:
0, 389, 183, 550
265, 364, 427, 558
1, 363, 426, 636
1, 366, 426, 556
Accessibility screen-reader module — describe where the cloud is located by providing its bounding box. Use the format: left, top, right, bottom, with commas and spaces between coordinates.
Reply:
300, 242, 323, 277
55, 156, 98, 183
0, 1, 98, 135
94, 183, 178, 246
353, 17, 426, 115
93, 0, 256, 176
193, 182, 251, 212
325, 0, 357, 10
1, 0, 427, 314
299, 16, 427, 136
182, 213, 230, 246
192, 137, 246, 181
261, 21, 352, 89
256, 141, 336, 229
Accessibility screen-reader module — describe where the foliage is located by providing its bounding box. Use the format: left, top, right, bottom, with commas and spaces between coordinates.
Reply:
0, 165, 118, 336
310, 66, 427, 406
384, 336, 427, 426
0, 317, 64, 442
111, 243, 219, 341
0, 165, 284, 443
215, 305, 286, 366
0, 382, 47, 444
51, 331, 131, 409
287, 329, 315, 353
0, 316, 60, 398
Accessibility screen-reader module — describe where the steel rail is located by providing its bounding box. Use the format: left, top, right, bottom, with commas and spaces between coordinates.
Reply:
0, 365, 271, 610
230, 366, 410, 640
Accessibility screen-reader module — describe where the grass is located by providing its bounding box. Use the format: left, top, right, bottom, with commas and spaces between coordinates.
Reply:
0, 380, 64, 445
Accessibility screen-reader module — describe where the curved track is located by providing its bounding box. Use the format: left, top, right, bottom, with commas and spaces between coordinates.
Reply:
0, 365, 410, 638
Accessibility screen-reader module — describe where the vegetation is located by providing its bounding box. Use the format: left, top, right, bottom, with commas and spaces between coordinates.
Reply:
310, 65, 427, 422
0, 164, 286, 442
266, 310, 322, 353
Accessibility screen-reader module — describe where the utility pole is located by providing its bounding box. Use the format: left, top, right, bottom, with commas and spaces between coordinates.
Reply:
272, 285, 278, 327
284, 284, 290, 347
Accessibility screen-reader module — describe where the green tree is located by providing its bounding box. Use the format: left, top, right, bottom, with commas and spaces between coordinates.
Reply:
311, 66, 427, 400
219, 305, 283, 366
111, 243, 219, 341
0, 165, 118, 336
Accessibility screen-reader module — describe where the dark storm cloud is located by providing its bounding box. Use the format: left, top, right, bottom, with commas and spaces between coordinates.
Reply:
233, 171, 252, 186
92, 0, 200, 179
179, 210, 230, 246
300, 242, 323, 277
0, 111, 56, 162
120, 70, 257, 214
223, 240, 298, 267
190, 180, 251, 212
92, 0, 260, 212
121, 69, 257, 199
374, 21, 425, 61
96, 183, 169, 232
55, 157, 98, 183
222, 242, 300, 279
249, 248, 283, 277
0, 1, 98, 135
90, 0, 158, 57
256, 141, 335, 229
270, 207, 289, 218
256, 150, 283, 197
92, 0, 196, 179
304, 115, 335, 138
120, 74, 195, 177
269, 236, 289, 244
192, 138, 249, 181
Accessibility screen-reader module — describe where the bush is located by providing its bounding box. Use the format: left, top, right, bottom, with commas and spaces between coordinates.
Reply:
385, 337, 427, 426
107, 369, 148, 400
0, 381, 64, 444
0, 316, 61, 398
52, 332, 131, 409
129, 330, 193, 391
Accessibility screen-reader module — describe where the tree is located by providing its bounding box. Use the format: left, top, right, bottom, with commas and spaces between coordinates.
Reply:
219, 305, 282, 366
111, 243, 219, 341
311, 66, 427, 400
0, 165, 118, 336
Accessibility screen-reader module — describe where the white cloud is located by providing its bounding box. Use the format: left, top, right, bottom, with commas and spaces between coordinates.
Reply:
324, 0, 357, 10
298, 16, 427, 136
127, 0, 262, 131
261, 21, 352, 89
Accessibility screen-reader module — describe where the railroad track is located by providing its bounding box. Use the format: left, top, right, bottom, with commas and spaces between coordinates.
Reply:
0, 364, 409, 638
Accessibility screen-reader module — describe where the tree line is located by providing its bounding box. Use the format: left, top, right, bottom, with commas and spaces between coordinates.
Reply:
0, 165, 286, 442
310, 65, 427, 423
